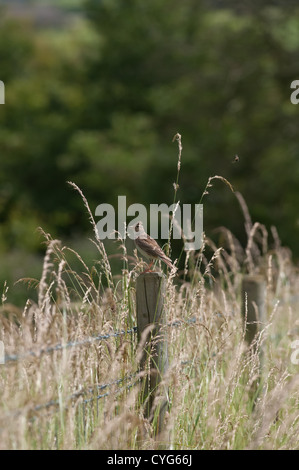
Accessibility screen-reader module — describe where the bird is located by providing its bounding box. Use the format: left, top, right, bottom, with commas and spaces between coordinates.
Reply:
134, 221, 175, 272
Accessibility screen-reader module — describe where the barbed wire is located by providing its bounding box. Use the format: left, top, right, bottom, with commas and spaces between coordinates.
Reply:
3, 326, 138, 364
34, 372, 139, 412
3, 293, 297, 364
0, 358, 198, 427
3, 317, 198, 365
2, 286, 298, 430
0, 317, 200, 426
0, 372, 139, 428
1, 292, 298, 428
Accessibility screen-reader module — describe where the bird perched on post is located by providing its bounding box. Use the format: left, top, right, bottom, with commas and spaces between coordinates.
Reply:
134, 221, 175, 272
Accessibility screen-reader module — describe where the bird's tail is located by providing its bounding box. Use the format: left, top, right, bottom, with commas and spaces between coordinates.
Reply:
161, 256, 175, 270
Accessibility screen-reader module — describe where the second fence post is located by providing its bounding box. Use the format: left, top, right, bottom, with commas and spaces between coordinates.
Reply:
136, 272, 169, 435
241, 274, 266, 402
241, 275, 266, 347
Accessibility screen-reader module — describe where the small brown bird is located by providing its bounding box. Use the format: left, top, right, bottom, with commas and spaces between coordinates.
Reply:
232, 154, 239, 163
134, 222, 175, 272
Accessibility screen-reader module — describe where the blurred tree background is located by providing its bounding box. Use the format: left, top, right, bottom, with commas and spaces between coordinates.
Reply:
1, 0, 299, 304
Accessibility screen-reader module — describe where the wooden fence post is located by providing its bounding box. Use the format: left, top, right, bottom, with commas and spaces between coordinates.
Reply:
0, 81, 4, 105
241, 275, 266, 346
241, 275, 266, 402
136, 272, 169, 435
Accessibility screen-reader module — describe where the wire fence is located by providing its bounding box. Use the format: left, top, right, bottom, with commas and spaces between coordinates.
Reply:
3, 318, 197, 364
3, 326, 138, 364
0, 317, 198, 425
2, 290, 298, 424
5, 292, 298, 365
1, 279, 298, 434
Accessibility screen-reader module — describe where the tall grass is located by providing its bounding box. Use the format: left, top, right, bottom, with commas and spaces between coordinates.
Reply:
1, 144, 299, 449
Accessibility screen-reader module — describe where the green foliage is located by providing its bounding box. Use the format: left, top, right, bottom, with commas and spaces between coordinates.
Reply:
1, 0, 299, 298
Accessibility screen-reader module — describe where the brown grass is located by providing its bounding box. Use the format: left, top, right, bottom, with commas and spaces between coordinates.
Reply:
0, 209, 299, 449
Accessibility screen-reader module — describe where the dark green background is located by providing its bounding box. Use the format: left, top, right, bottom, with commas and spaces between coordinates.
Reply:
1, 0, 299, 304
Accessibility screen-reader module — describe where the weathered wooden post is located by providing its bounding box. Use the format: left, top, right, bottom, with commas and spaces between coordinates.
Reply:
241, 275, 266, 402
136, 272, 168, 434
241, 275, 266, 346
0, 81, 4, 105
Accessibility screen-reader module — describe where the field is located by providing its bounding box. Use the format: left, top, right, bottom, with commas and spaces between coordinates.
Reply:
1, 0, 299, 452
1, 181, 299, 450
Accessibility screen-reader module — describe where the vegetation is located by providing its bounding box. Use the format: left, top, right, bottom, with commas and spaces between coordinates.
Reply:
0, 0, 299, 450
1, 139, 299, 449
1, 180, 299, 449
1, 2, 299, 284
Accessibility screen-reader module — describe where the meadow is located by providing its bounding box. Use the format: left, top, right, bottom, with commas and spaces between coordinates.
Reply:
1, 1, 299, 451
1, 178, 299, 450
